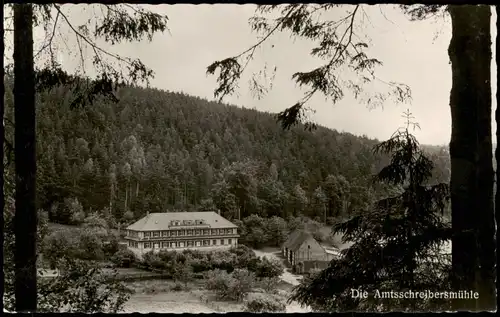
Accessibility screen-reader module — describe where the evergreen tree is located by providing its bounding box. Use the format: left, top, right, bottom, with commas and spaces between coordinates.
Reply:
290, 111, 452, 311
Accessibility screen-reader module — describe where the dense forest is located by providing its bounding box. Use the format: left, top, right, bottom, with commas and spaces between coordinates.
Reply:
3, 82, 451, 226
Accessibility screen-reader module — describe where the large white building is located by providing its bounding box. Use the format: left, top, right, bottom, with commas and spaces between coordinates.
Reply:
124, 211, 239, 255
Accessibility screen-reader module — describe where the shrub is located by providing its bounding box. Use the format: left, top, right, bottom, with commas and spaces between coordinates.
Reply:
70, 211, 86, 225
205, 269, 233, 298
173, 263, 194, 286
230, 269, 256, 301
42, 231, 75, 269
244, 294, 286, 313
205, 268, 255, 302
255, 257, 284, 278
141, 251, 168, 272
209, 250, 236, 272
111, 249, 137, 268
37, 258, 131, 313
259, 276, 281, 294
188, 256, 212, 273
75, 231, 105, 261
103, 236, 120, 256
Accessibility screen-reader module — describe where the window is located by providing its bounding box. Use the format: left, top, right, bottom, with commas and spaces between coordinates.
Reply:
161, 231, 168, 237
170, 242, 176, 248
195, 230, 201, 235
172, 230, 178, 236
162, 242, 169, 248
128, 241, 131, 247
212, 239, 217, 246
153, 231, 160, 237
187, 241, 194, 247
196, 241, 201, 247
203, 229, 209, 235
179, 241, 185, 248
225, 229, 232, 234
134, 242, 138, 248
228, 239, 232, 245
211, 229, 217, 235
203, 240, 209, 246
233, 228, 237, 234
144, 242, 151, 248
179, 230, 185, 236
220, 239, 224, 245
144, 232, 151, 238
187, 230, 193, 236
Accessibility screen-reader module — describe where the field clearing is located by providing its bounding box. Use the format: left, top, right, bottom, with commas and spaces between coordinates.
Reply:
122, 279, 310, 313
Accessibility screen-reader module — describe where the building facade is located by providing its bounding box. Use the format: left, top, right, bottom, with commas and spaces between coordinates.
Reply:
282, 230, 339, 273
125, 211, 239, 256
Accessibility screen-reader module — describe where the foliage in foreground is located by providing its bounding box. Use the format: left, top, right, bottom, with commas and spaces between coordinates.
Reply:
3, 169, 130, 312
244, 293, 287, 313
289, 113, 453, 312
36, 258, 132, 313
204, 268, 256, 302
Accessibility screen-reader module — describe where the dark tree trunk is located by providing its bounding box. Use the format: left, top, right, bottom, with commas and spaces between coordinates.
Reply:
448, 5, 494, 311
492, 4, 500, 312
474, 6, 496, 311
13, 4, 37, 312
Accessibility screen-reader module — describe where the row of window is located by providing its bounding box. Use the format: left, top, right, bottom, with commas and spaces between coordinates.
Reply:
136, 239, 233, 249
140, 228, 236, 238
129, 241, 139, 248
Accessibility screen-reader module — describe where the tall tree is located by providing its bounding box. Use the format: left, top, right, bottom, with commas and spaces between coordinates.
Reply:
4, 3, 169, 311
290, 112, 452, 311
13, 4, 37, 312
447, 5, 495, 310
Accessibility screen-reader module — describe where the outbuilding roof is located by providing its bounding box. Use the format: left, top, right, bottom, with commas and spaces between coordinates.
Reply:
282, 230, 315, 251
126, 211, 237, 231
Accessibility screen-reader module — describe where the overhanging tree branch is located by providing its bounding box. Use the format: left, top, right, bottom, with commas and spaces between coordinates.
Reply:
207, 4, 412, 131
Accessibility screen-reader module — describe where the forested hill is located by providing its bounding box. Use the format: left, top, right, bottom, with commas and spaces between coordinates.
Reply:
4, 83, 451, 225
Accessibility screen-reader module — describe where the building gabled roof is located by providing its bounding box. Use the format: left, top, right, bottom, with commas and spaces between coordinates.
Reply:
126, 211, 237, 231
282, 230, 315, 251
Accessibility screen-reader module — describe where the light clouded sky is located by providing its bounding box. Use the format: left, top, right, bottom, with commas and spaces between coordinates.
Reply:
4, 4, 497, 145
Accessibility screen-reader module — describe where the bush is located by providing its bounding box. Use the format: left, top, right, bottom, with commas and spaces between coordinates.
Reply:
42, 231, 75, 269
172, 263, 194, 286
103, 236, 120, 256
204, 268, 255, 302
208, 250, 236, 272
75, 231, 105, 261
258, 276, 281, 294
255, 257, 284, 278
244, 294, 286, 313
230, 269, 256, 301
111, 249, 137, 268
187, 256, 212, 273
141, 251, 168, 272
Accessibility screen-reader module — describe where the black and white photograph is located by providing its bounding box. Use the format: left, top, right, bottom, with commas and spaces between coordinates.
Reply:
2, 2, 497, 313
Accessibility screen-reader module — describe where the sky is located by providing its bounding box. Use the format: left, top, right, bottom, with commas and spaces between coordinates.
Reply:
3, 4, 497, 145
